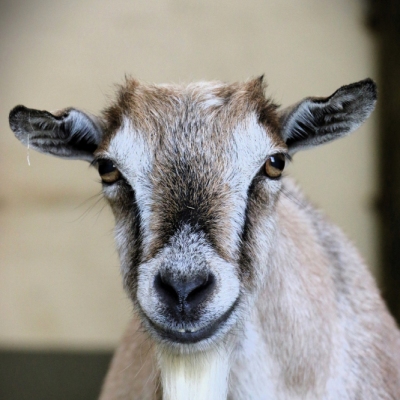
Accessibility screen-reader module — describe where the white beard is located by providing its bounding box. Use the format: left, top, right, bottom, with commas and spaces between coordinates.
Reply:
158, 346, 231, 400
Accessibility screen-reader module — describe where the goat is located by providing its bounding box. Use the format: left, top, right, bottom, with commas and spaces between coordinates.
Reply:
9, 77, 400, 399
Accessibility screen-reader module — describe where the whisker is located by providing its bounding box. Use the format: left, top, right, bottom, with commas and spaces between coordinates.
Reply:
70, 191, 105, 223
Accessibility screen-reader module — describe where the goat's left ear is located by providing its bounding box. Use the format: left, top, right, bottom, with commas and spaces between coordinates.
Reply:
279, 78, 377, 154
9, 105, 103, 162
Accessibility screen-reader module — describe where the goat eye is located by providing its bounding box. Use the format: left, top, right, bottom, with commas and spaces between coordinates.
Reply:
265, 154, 285, 179
98, 159, 121, 184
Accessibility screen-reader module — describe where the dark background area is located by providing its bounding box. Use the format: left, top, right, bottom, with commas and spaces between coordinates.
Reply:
369, 0, 400, 324
0, 350, 112, 400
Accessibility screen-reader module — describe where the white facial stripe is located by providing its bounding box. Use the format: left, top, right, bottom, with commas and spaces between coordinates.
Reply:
231, 114, 282, 180
106, 118, 155, 248
107, 117, 152, 179
220, 115, 284, 252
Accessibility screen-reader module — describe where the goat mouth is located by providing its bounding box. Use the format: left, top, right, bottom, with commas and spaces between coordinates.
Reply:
144, 298, 239, 344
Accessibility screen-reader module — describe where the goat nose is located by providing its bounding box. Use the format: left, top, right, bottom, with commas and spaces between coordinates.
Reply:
154, 271, 215, 312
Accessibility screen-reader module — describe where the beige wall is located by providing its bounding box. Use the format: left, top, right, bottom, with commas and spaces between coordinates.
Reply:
0, 0, 377, 349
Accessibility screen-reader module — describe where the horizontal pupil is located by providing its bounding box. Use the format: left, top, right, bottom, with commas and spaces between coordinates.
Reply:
270, 155, 285, 171
98, 160, 116, 175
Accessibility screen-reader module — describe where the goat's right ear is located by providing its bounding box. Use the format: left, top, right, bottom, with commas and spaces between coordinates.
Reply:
9, 105, 103, 162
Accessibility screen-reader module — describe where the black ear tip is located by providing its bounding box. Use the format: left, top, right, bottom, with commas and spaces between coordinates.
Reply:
9, 104, 28, 119
9, 105, 29, 131
337, 78, 377, 102
361, 78, 377, 100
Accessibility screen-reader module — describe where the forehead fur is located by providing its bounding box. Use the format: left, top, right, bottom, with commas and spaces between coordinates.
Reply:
101, 76, 281, 143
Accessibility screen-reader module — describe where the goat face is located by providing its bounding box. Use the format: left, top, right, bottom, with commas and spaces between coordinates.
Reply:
9, 77, 376, 353
96, 79, 286, 350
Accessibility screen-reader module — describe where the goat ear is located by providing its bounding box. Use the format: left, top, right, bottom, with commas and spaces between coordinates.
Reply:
279, 79, 377, 154
9, 105, 103, 162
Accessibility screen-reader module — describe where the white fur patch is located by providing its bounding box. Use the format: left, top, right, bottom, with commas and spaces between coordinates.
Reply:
230, 318, 280, 400
222, 115, 286, 253
105, 117, 155, 250
158, 346, 231, 400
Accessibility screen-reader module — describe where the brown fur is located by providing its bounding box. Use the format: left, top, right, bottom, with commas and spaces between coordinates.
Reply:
99, 316, 161, 400
9, 77, 399, 400
100, 77, 281, 148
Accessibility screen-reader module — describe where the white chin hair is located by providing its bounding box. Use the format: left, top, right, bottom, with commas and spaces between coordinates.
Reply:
157, 345, 231, 400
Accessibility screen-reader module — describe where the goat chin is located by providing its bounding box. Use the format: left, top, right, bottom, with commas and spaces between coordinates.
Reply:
157, 345, 231, 400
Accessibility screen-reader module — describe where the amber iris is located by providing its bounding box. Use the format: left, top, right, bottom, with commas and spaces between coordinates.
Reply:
265, 154, 285, 179
98, 159, 121, 184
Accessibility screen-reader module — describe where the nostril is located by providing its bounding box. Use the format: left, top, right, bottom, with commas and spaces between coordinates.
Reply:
186, 280, 208, 302
154, 271, 216, 312
186, 273, 215, 309
154, 273, 180, 306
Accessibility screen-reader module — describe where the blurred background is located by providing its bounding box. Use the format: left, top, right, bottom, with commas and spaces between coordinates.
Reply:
0, 0, 398, 399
